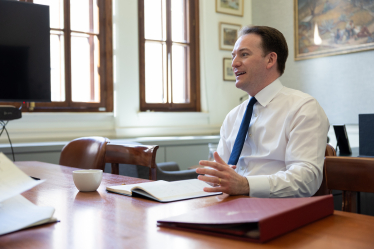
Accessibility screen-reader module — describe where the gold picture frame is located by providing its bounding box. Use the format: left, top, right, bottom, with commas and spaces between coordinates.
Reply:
216, 0, 244, 16
223, 58, 235, 81
219, 22, 241, 51
295, 0, 374, 60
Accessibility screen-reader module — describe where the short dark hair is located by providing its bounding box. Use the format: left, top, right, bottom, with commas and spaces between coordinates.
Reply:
239, 26, 288, 75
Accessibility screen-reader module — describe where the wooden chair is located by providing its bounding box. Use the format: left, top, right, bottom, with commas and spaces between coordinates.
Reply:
325, 157, 374, 212
59, 137, 110, 170
105, 144, 159, 180
313, 143, 336, 196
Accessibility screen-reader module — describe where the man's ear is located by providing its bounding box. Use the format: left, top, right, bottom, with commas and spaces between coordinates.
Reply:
266, 52, 277, 70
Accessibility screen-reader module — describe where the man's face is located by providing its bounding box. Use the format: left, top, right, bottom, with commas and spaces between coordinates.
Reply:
231, 34, 269, 94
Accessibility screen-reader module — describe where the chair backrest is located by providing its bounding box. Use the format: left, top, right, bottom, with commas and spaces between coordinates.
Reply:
325, 156, 374, 212
105, 144, 159, 180
59, 137, 109, 170
313, 143, 336, 196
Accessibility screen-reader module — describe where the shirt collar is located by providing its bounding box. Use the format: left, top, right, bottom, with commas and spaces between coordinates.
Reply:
254, 78, 283, 107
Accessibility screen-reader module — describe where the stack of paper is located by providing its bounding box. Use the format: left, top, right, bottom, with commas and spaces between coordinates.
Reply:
0, 153, 57, 236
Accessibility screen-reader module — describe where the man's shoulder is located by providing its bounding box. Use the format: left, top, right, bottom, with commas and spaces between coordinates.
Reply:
277, 87, 326, 120
279, 86, 315, 102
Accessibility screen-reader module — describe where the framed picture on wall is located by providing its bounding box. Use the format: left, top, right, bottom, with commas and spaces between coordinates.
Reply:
220, 22, 241, 51
223, 58, 235, 81
216, 0, 244, 16
294, 0, 374, 60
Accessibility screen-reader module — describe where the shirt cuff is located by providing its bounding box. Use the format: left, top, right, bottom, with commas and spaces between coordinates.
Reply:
246, 175, 270, 198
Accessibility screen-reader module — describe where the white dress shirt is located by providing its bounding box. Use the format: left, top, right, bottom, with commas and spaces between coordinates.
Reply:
217, 79, 329, 198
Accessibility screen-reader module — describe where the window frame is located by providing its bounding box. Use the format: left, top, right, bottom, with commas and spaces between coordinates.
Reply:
7, 0, 114, 112
138, 0, 200, 112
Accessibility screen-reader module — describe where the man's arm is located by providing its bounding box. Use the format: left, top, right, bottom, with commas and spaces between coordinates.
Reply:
245, 98, 329, 198
263, 98, 329, 197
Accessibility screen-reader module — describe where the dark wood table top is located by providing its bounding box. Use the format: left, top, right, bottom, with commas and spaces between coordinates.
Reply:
1, 161, 374, 249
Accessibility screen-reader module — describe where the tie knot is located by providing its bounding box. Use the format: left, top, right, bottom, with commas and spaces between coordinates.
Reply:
248, 97, 257, 107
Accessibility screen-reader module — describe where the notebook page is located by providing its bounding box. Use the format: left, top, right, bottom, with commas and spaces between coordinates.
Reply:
0, 194, 55, 236
0, 153, 44, 203
139, 179, 221, 202
106, 180, 168, 195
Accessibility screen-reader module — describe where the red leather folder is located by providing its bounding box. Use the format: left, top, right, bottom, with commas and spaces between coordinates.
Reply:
157, 195, 334, 243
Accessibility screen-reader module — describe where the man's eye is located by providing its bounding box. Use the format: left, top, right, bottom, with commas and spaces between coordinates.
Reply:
242, 53, 248, 56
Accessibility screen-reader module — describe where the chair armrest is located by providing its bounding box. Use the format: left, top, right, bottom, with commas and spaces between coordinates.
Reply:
156, 167, 199, 181
157, 162, 180, 171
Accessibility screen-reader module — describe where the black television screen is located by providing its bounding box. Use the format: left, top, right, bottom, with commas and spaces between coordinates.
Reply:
0, 1, 51, 102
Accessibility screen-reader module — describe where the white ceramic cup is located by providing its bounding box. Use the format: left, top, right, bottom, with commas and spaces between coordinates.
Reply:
73, 169, 103, 192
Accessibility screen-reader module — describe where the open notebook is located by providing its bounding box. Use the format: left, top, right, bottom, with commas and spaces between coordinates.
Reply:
106, 179, 222, 202
0, 153, 57, 236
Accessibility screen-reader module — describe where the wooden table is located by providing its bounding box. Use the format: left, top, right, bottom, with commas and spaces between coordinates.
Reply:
1, 162, 374, 249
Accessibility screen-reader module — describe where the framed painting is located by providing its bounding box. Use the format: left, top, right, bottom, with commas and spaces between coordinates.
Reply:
295, 0, 374, 60
216, 0, 244, 16
220, 22, 241, 51
223, 58, 235, 81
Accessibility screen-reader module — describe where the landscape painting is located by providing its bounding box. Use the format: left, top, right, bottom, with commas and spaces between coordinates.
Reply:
295, 0, 374, 60
220, 22, 241, 51
216, 0, 244, 16
223, 58, 235, 81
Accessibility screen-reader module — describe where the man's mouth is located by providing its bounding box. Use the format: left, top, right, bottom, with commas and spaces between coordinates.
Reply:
235, 71, 246, 77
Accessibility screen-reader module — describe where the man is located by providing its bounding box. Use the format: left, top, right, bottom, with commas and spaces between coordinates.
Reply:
345, 20, 356, 40
196, 26, 329, 198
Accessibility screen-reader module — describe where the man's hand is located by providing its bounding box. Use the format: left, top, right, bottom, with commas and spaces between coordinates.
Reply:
196, 152, 250, 195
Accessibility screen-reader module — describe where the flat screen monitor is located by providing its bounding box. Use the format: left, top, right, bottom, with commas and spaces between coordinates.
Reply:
359, 114, 374, 157
0, 1, 51, 102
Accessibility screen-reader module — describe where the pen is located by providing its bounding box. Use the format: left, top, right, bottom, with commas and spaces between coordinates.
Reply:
30, 176, 40, 180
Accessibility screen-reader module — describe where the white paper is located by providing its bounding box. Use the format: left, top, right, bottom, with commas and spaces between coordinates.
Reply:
0, 194, 56, 236
139, 179, 221, 202
107, 180, 167, 196
0, 153, 44, 203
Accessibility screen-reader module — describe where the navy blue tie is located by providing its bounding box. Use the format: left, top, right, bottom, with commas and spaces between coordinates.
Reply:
228, 97, 257, 165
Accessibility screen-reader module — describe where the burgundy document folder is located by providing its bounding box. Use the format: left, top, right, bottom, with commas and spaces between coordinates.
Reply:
157, 195, 334, 243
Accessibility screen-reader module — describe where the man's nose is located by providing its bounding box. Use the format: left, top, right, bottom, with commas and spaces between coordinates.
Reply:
232, 57, 240, 67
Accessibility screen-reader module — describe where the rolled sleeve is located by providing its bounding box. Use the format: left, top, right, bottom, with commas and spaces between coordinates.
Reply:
246, 175, 270, 197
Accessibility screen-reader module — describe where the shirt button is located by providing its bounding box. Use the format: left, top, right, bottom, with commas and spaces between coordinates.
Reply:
254, 114, 257, 117
249, 133, 252, 137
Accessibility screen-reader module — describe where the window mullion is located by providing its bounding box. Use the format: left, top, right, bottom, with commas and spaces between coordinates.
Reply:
64, 0, 72, 105
89, 0, 95, 101
184, 0, 189, 103
166, 0, 172, 106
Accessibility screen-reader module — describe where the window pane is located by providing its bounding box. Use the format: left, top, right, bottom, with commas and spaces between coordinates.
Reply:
144, 0, 166, 41
50, 31, 65, 101
70, 0, 99, 33
172, 44, 189, 103
171, 0, 187, 42
71, 33, 100, 102
145, 42, 166, 103
34, 0, 64, 29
